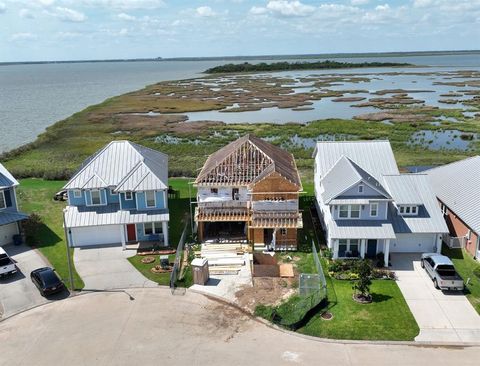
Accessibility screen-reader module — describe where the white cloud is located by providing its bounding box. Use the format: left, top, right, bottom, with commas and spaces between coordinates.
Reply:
70, 0, 165, 9
196, 6, 216, 17
117, 12, 136, 21
9, 32, 38, 41
351, 0, 369, 5
56, 31, 82, 39
266, 0, 315, 17
413, 0, 433, 8
19, 8, 35, 18
250, 6, 268, 15
0, 2, 6, 13
48, 6, 87, 22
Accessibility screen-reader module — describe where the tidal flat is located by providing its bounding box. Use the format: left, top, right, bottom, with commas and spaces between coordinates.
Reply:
2, 68, 479, 181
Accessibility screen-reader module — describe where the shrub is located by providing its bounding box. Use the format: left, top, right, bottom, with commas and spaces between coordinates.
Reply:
376, 252, 385, 268
323, 248, 333, 260
352, 260, 372, 297
23, 213, 43, 244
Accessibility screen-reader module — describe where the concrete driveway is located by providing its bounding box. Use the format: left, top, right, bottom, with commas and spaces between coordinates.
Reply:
74, 245, 156, 290
1, 288, 479, 366
391, 253, 480, 342
0, 244, 66, 318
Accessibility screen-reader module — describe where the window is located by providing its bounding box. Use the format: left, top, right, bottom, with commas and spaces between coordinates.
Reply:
0, 190, 5, 209
349, 239, 359, 256
398, 205, 419, 216
73, 190, 82, 198
91, 190, 101, 205
350, 205, 360, 218
339, 205, 349, 218
338, 239, 347, 257
125, 191, 133, 200
211, 188, 218, 194
338, 239, 361, 258
370, 203, 378, 217
339, 204, 361, 219
110, 189, 118, 196
280, 228, 287, 236
145, 222, 163, 235
144, 222, 153, 235
146, 191, 156, 208
154, 222, 163, 235
358, 184, 364, 193
232, 188, 239, 201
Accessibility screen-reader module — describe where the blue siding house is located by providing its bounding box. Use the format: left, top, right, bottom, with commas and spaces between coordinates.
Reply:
0, 163, 28, 246
314, 141, 448, 266
64, 141, 169, 249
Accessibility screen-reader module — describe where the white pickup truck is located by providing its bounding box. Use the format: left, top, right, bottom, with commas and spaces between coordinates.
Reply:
0, 247, 17, 277
421, 253, 464, 291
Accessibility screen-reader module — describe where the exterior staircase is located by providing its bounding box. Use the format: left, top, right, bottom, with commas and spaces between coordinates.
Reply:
201, 243, 250, 275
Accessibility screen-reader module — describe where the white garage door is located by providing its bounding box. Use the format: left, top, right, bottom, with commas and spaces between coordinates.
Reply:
0, 222, 19, 246
71, 225, 122, 247
391, 233, 436, 253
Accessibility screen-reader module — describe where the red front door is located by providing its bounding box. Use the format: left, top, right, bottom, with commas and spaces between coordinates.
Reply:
127, 224, 137, 242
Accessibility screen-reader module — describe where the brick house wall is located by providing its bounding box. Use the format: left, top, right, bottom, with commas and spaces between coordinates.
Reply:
440, 199, 479, 258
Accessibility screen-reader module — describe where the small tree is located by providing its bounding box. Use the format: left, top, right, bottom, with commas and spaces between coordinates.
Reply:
23, 213, 43, 244
353, 260, 372, 298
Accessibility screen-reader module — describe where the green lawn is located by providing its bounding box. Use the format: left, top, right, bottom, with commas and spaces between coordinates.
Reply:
298, 278, 419, 341
127, 254, 176, 286
443, 245, 480, 314
16, 179, 84, 290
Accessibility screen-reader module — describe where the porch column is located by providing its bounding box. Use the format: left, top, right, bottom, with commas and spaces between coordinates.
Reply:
360, 239, 366, 259
333, 239, 339, 259
120, 225, 126, 250
162, 221, 169, 247
436, 234, 443, 253
384, 239, 390, 268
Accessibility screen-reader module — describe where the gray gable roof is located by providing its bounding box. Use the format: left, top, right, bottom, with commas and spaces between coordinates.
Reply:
0, 163, 19, 189
320, 156, 390, 203
384, 174, 448, 234
426, 156, 480, 234
314, 140, 399, 181
64, 141, 168, 191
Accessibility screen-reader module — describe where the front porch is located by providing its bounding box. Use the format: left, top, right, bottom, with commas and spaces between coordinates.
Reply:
122, 221, 169, 250
331, 238, 391, 267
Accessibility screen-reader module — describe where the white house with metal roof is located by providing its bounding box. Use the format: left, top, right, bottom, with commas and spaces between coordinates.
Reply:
313, 140, 448, 266
426, 156, 480, 259
63, 141, 169, 249
0, 163, 28, 246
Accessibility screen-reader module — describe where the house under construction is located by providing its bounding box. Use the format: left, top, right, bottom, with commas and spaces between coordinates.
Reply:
194, 134, 303, 250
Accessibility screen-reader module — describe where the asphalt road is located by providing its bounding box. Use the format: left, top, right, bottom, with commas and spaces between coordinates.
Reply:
0, 288, 478, 366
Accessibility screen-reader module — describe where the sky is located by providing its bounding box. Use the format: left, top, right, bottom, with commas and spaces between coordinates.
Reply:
0, 0, 479, 62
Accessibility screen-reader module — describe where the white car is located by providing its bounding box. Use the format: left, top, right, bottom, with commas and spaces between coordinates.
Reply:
0, 247, 17, 277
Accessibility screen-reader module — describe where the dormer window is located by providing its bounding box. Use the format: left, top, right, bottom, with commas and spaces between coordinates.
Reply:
73, 190, 82, 198
125, 191, 133, 200
399, 205, 419, 216
91, 190, 101, 205
358, 184, 364, 193
146, 191, 156, 208
0, 190, 5, 210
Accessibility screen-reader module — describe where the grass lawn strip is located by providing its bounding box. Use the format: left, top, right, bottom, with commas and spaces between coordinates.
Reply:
17, 179, 84, 290
443, 245, 480, 314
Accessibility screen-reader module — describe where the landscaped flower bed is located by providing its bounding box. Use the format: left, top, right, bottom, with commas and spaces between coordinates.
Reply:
327, 259, 396, 280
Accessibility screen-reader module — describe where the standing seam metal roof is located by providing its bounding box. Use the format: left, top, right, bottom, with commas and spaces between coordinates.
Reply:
0, 163, 19, 188
426, 156, 480, 234
64, 141, 168, 191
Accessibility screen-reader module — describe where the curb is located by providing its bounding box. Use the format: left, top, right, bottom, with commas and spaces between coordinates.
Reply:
187, 287, 480, 348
